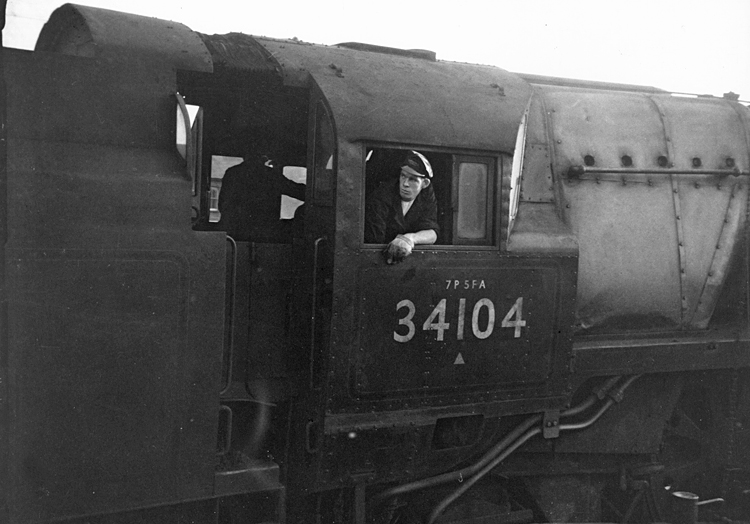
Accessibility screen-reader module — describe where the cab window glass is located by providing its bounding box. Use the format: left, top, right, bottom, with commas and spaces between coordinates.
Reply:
456, 162, 488, 239
453, 156, 495, 245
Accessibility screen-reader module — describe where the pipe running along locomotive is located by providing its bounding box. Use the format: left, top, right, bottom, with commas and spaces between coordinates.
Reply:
2, 4, 750, 524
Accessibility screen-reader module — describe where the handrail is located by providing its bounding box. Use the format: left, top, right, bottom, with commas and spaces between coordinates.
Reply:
309, 237, 327, 390
220, 236, 238, 396
216, 405, 233, 456
567, 165, 749, 178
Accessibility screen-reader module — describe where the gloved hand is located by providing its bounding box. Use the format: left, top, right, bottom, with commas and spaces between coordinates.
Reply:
384, 234, 414, 264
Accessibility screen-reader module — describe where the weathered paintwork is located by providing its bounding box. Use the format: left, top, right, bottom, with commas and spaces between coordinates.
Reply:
517, 86, 750, 332
201, 33, 532, 153
3, 43, 225, 524
4, 2, 750, 523
357, 266, 560, 394
35, 3, 213, 72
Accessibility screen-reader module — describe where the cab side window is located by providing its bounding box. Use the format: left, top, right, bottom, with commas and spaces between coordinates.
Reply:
364, 147, 500, 246
453, 156, 496, 245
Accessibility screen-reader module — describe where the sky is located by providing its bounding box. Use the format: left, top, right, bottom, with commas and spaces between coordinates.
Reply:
4, 0, 750, 101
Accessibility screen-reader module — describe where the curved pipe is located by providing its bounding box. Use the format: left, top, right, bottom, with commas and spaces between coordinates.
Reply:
562, 375, 621, 417
376, 413, 542, 499
428, 426, 541, 524
426, 375, 641, 524
376, 376, 625, 502
376, 375, 622, 501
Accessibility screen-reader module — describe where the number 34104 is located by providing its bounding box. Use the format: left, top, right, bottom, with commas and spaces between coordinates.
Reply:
394, 297, 526, 343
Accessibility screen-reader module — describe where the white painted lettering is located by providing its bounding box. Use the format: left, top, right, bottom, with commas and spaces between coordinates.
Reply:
394, 299, 416, 343
501, 297, 527, 338
457, 298, 466, 340
472, 299, 496, 339
423, 299, 450, 341
392, 296, 526, 343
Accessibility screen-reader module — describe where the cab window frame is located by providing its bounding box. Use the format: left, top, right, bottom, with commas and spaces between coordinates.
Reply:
362, 145, 501, 248
312, 100, 336, 207
451, 155, 497, 246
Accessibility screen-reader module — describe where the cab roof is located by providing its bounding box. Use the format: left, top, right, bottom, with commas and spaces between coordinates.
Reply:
199, 32, 533, 152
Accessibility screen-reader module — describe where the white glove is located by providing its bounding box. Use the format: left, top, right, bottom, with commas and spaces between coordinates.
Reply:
385, 234, 414, 264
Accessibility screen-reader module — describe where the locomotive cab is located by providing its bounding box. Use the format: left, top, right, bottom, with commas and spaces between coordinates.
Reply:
162, 25, 583, 521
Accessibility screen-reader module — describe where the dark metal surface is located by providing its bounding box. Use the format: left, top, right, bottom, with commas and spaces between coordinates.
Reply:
6, 48, 172, 149
573, 336, 750, 375
35, 3, 213, 72
199, 32, 533, 152
356, 264, 563, 395
5, 42, 225, 523
0, 3, 7, 522
324, 251, 578, 417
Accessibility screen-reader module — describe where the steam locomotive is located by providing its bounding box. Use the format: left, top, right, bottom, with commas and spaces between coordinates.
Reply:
3, 4, 750, 523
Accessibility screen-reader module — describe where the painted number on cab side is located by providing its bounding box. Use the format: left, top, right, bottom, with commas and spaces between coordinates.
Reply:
394, 297, 526, 343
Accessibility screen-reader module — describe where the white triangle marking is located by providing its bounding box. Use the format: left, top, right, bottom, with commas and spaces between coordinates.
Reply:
454, 353, 465, 365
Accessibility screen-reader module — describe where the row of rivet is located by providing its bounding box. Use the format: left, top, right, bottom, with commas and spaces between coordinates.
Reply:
669, 174, 689, 316
581, 154, 737, 169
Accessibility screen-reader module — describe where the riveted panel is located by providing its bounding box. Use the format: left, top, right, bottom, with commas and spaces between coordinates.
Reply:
544, 88, 668, 174
521, 143, 554, 202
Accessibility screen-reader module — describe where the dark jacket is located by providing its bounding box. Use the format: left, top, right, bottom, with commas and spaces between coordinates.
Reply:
218, 159, 306, 242
365, 180, 439, 243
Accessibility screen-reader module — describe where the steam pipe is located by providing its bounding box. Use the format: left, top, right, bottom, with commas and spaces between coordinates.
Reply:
426, 375, 641, 523
427, 401, 615, 524
376, 375, 623, 501
560, 398, 614, 431
375, 413, 542, 499
562, 375, 621, 418
428, 426, 541, 524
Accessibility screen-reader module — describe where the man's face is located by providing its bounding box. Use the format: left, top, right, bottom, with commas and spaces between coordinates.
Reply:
399, 170, 430, 201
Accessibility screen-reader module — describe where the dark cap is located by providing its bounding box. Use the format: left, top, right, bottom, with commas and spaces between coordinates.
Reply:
401, 150, 433, 178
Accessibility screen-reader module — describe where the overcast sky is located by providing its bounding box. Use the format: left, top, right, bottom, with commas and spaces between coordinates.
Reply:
5, 0, 750, 100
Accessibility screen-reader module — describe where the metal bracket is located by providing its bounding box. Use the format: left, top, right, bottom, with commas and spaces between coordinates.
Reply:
543, 410, 560, 439
350, 472, 376, 524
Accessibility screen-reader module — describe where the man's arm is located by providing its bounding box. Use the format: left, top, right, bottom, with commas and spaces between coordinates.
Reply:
383, 229, 436, 265
280, 175, 307, 201
402, 229, 437, 245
